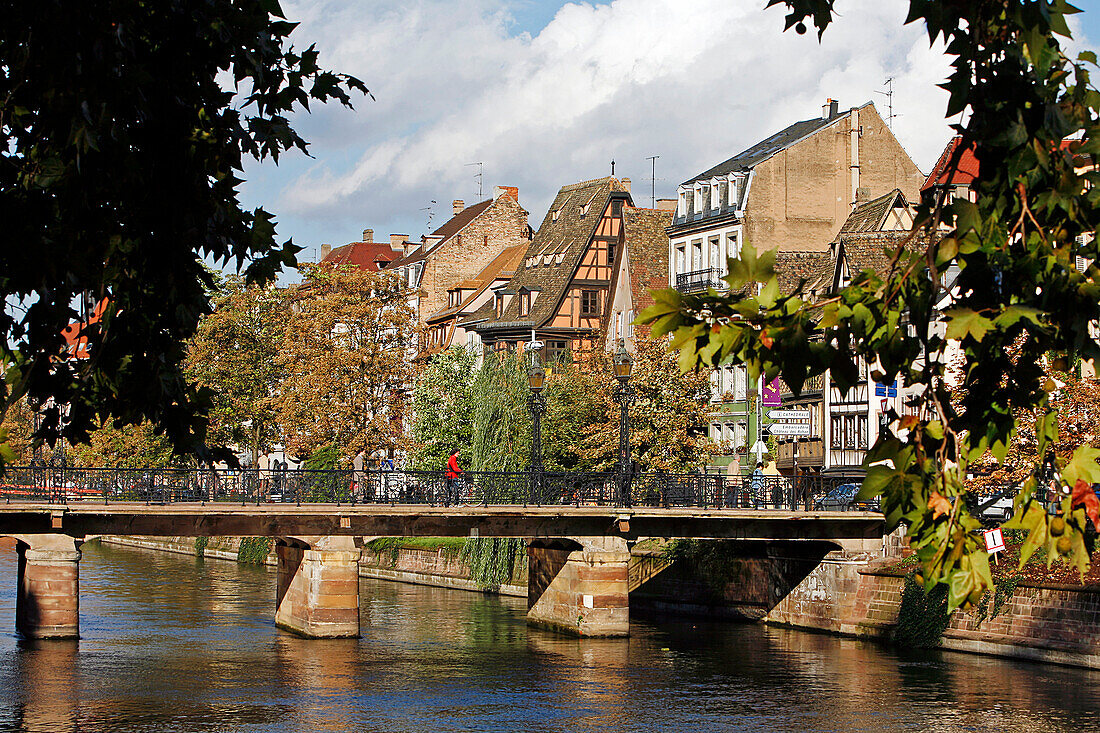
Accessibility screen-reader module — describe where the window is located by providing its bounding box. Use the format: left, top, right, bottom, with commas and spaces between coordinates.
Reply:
494, 293, 504, 318
729, 176, 740, 207
546, 340, 569, 363
733, 367, 747, 401
612, 199, 623, 216
519, 291, 530, 317
709, 237, 720, 270
552, 209, 560, 222
831, 413, 868, 450
580, 203, 589, 218
678, 190, 688, 217
581, 290, 599, 315
726, 231, 740, 262
675, 245, 686, 276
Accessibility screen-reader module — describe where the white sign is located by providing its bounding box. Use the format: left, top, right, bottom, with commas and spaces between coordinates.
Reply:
768, 409, 811, 421
983, 528, 1006, 553
767, 423, 812, 436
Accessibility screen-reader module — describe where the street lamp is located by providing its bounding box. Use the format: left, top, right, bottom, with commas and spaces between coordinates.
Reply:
612, 342, 635, 507
527, 348, 546, 502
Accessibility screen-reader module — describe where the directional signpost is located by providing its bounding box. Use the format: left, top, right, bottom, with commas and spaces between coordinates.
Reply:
767, 422, 811, 436
767, 409, 810, 421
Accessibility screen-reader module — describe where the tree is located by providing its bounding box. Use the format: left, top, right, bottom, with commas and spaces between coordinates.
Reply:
470, 352, 532, 472
407, 346, 479, 471
186, 278, 285, 465
275, 264, 418, 464
0, 1, 367, 465
65, 421, 175, 470
642, 1, 1100, 609
579, 336, 714, 472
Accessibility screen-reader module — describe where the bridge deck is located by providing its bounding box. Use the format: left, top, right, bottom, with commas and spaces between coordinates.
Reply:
0, 503, 884, 541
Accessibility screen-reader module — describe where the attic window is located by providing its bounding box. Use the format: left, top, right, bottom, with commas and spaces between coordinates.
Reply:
495, 293, 504, 318
580, 203, 589, 218
552, 209, 560, 222
519, 290, 531, 317
580, 289, 600, 316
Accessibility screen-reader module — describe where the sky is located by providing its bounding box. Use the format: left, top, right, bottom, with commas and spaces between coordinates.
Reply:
237, 0, 1100, 275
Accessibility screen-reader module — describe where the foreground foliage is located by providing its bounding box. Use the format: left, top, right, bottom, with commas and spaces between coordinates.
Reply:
642, 0, 1100, 609
0, 0, 366, 464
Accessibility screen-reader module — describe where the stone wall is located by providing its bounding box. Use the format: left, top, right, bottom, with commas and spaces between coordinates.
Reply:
767, 562, 1100, 669
360, 545, 526, 597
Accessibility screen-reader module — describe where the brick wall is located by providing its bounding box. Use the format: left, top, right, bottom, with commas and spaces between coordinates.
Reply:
420, 196, 529, 324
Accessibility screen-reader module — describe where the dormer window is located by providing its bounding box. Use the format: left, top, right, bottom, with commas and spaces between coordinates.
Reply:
552, 209, 560, 222
693, 184, 704, 215
519, 290, 531, 317
678, 189, 688, 217
449, 289, 462, 308
580, 203, 589, 218
495, 293, 504, 318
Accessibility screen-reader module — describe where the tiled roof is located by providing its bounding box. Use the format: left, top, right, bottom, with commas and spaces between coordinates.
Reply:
468, 177, 629, 329
774, 251, 835, 295
388, 198, 496, 269
322, 241, 398, 272
622, 207, 672, 317
682, 106, 856, 186
837, 231, 926, 277
425, 244, 526, 325
840, 189, 909, 233
921, 135, 979, 192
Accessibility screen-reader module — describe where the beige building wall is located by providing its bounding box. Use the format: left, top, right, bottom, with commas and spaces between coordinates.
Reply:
744, 103, 925, 253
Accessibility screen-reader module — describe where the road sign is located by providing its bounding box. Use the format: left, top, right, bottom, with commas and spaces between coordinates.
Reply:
766, 423, 812, 436
767, 409, 810, 421
983, 528, 1006, 553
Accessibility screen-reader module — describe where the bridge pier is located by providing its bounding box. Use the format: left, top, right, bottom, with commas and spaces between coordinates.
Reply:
527, 537, 630, 637
15, 534, 82, 639
275, 536, 360, 638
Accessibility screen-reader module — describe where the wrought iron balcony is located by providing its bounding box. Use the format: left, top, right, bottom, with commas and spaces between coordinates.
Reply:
676, 268, 726, 293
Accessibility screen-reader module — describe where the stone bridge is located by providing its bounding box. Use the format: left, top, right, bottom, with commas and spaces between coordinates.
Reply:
0, 502, 884, 640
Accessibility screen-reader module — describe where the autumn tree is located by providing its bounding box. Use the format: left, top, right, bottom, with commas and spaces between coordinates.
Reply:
0, 397, 40, 465
579, 336, 714, 472
186, 278, 285, 465
66, 421, 175, 469
275, 264, 418, 464
0, 1, 367, 466
643, 1, 1100, 608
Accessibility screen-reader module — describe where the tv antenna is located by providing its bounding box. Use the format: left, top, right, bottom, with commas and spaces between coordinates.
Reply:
465, 162, 483, 200
876, 77, 897, 130
420, 200, 437, 230
646, 155, 660, 208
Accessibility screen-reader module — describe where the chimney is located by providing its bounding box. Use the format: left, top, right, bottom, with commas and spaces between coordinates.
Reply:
362, 229, 373, 242
390, 234, 408, 247
823, 98, 838, 119
452, 200, 465, 215
494, 185, 519, 201
622, 177, 631, 192
320, 244, 332, 261
855, 187, 871, 204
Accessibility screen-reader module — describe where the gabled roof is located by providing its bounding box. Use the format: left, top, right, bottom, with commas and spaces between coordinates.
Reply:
469, 177, 630, 330
388, 198, 497, 269
836, 230, 925, 279
839, 189, 910, 233
622, 207, 672, 316
921, 135, 980, 192
425, 244, 526, 325
322, 241, 397, 272
682, 105, 860, 186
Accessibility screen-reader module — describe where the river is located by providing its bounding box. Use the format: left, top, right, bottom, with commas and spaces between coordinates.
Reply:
0, 539, 1098, 732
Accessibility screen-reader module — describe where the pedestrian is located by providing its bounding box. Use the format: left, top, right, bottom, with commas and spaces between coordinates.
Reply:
751, 461, 764, 507
445, 449, 463, 505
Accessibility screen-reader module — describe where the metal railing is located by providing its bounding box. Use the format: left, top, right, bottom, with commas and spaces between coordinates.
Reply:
675, 268, 726, 293
0, 465, 875, 511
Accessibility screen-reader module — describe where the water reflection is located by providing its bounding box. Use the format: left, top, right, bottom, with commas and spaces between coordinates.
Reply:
0, 539, 1097, 732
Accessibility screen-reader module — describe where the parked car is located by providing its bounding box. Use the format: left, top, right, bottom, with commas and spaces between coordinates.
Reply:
813, 483, 879, 511
978, 493, 1014, 524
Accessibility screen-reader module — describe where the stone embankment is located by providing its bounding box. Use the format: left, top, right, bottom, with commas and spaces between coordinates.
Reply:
766, 557, 1100, 669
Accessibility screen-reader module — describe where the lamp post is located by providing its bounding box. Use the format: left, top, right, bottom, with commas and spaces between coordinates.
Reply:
612, 342, 635, 507
527, 349, 546, 502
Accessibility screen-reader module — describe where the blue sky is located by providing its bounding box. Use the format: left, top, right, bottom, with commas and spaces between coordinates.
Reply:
236, 1, 1099, 279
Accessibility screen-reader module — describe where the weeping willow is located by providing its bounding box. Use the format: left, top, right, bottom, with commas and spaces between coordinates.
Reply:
460, 536, 526, 591
470, 352, 531, 471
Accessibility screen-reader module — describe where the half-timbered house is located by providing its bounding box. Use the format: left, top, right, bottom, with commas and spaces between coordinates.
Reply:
466, 177, 634, 358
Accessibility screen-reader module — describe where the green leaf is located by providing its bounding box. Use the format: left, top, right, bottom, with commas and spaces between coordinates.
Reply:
1062, 444, 1100, 487
944, 308, 995, 342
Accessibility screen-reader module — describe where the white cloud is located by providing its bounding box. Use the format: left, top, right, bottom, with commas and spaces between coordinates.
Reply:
256, 0, 955, 250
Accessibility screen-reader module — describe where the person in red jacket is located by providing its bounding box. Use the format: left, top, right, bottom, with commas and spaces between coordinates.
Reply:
445, 449, 463, 505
